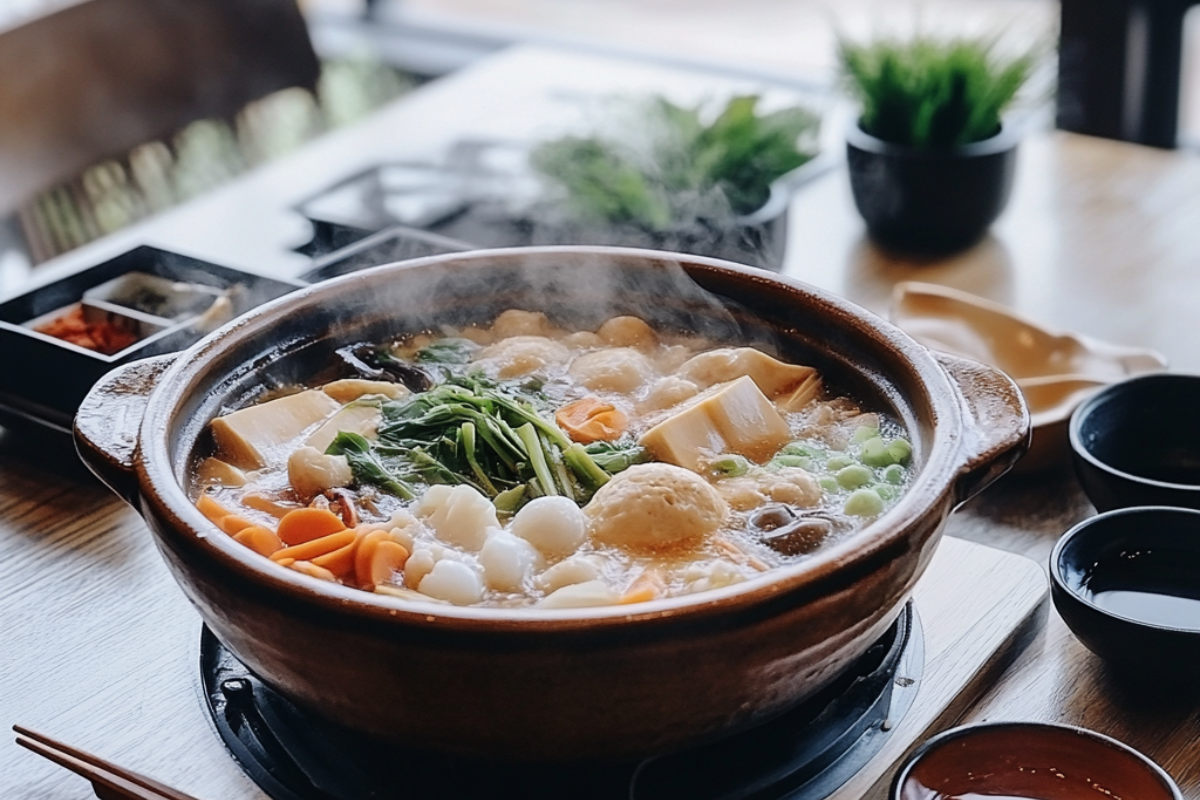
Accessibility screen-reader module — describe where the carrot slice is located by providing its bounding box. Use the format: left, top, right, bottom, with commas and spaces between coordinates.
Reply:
353, 530, 389, 588
276, 507, 347, 545
233, 525, 284, 557
555, 397, 628, 443
218, 514, 257, 535
312, 540, 359, 579
288, 560, 336, 581
366, 541, 410, 588
271, 529, 357, 563
196, 493, 235, 525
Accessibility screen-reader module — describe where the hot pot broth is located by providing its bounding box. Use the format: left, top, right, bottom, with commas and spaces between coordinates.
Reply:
190, 310, 914, 609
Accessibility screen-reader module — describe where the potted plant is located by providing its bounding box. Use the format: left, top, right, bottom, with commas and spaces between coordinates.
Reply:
523, 94, 823, 270
838, 33, 1039, 253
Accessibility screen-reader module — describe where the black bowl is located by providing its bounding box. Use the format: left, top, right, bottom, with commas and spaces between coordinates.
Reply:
1070, 372, 1200, 511
1050, 506, 1200, 677
891, 721, 1182, 800
846, 123, 1017, 255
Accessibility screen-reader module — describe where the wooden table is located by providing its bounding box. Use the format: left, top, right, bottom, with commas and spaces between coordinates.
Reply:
3, 45, 1199, 799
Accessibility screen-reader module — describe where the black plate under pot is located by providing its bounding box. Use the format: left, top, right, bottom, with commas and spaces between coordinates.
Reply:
201, 603, 921, 800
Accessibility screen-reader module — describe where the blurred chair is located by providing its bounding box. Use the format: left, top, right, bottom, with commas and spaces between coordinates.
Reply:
1058, 0, 1200, 148
0, 0, 320, 214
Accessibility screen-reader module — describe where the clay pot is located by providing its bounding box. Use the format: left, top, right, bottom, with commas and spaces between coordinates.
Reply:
74, 246, 1028, 761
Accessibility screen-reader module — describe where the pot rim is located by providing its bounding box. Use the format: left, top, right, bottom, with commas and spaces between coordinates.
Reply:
135, 245, 970, 632
846, 117, 1019, 159
889, 720, 1183, 800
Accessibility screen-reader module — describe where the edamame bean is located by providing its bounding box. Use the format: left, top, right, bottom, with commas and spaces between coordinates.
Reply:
836, 464, 873, 489
781, 441, 823, 459
826, 455, 855, 471
887, 439, 912, 464
881, 463, 906, 485
844, 488, 885, 516
852, 425, 880, 443
858, 437, 892, 467
772, 454, 814, 471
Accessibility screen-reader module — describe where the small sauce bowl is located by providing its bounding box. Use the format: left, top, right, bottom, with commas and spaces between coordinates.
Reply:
1050, 506, 1200, 677
891, 721, 1182, 800
1070, 373, 1200, 511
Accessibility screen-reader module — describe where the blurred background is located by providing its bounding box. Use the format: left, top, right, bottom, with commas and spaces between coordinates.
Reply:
0, 0, 1197, 277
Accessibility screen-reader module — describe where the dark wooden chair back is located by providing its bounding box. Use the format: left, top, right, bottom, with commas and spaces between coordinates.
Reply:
0, 0, 320, 213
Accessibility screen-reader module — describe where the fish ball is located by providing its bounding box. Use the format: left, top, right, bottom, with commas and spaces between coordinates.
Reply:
418, 560, 484, 605
417, 484, 499, 551
585, 463, 728, 552
479, 531, 544, 592
510, 496, 587, 557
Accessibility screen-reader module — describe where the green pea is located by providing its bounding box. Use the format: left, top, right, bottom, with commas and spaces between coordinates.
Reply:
709, 454, 750, 478
858, 437, 893, 467
772, 454, 813, 471
818, 476, 840, 493
844, 488, 885, 516
781, 441, 823, 459
887, 439, 913, 465
874, 484, 898, 501
852, 425, 880, 443
826, 455, 855, 471
881, 463, 906, 485
836, 464, 873, 489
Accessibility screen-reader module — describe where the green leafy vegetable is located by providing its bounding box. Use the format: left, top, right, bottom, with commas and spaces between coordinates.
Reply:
329, 375, 637, 509
837, 34, 1040, 147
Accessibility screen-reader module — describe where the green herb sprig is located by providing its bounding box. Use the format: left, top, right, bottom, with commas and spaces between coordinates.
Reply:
838, 34, 1038, 148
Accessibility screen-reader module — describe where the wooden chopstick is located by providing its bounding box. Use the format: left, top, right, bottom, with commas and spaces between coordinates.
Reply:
13, 725, 203, 800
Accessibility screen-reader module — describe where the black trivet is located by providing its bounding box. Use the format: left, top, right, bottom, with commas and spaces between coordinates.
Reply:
200, 603, 921, 800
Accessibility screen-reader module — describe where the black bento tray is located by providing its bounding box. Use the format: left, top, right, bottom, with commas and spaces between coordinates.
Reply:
0, 246, 303, 436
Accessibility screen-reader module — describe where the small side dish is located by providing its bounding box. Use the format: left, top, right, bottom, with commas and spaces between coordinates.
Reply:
892, 722, 1182, 800
191, 310, 915, 609
1051, 506, 1200, 676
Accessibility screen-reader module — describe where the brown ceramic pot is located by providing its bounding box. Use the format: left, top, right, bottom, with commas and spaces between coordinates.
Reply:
74, 246, 1029, 761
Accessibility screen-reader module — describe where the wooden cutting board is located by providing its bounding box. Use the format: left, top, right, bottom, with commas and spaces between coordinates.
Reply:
829, 535, 1049, 800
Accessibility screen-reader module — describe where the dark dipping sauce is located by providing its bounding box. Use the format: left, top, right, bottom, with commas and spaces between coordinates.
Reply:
895, 724, 1179, 800
1083, 548, 1200, 630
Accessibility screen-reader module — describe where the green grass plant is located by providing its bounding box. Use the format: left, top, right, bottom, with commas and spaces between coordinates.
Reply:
529, 95, 819, 231
838, 34, 1037, 148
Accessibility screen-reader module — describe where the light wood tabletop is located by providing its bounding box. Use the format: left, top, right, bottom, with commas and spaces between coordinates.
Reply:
2, 45, 1199, 799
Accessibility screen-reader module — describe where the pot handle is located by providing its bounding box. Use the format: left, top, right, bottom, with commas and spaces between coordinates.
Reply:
74, 354, 177, 506
935, 351, 1031, 508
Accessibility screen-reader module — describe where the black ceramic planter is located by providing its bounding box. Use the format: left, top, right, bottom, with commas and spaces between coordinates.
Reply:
846, 123, 1018, 254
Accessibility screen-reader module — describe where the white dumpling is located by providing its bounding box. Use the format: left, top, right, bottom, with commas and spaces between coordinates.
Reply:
510, 496, 587, 557
416, 484, 500, 551
476, 336, 571, 379
479, 531, 544, 592
418, 560, 484, 605
596, 316, 658, 349
638, 376, 701, 412
568, 348, 654, 394
491, 309, 559, 338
